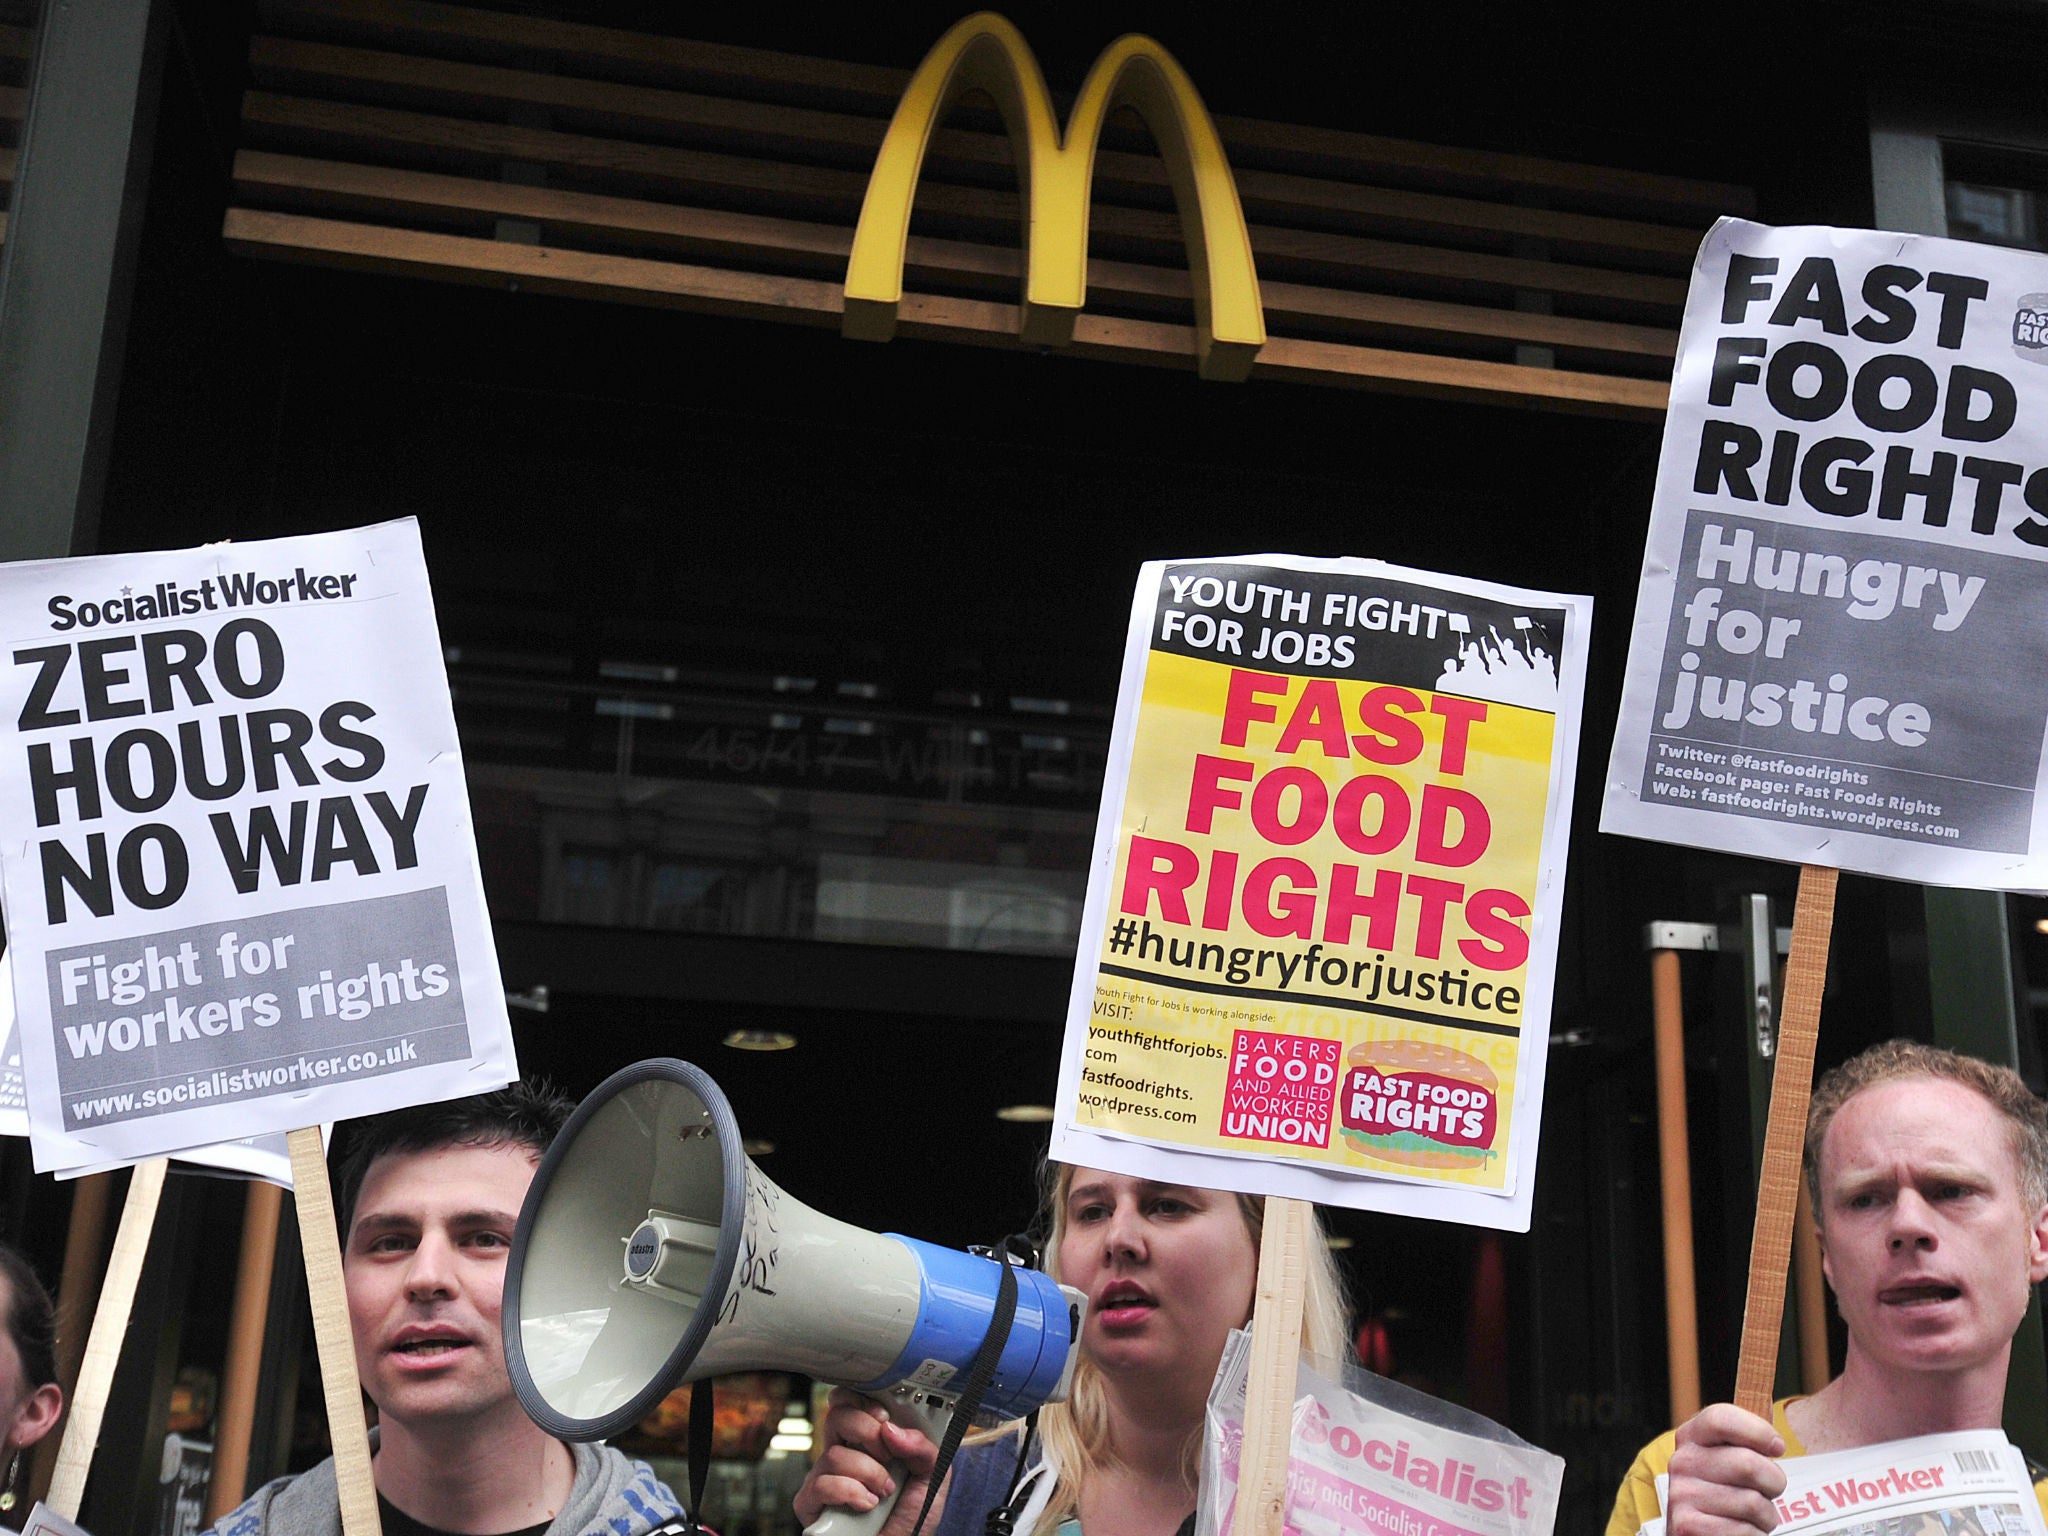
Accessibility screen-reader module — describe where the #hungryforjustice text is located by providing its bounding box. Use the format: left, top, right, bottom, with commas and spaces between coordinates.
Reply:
1104, 917, 1520, 1022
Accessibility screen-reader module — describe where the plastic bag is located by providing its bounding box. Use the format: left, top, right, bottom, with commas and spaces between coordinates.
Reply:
1197, 1330, 1564, 1536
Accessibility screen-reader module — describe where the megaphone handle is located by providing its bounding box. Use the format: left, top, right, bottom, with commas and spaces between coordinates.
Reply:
805, 1385, 955, 1536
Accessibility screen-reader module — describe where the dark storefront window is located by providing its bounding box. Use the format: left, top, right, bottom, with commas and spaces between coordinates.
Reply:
471, 761, 1091, 954
1946, 146, 2048, 251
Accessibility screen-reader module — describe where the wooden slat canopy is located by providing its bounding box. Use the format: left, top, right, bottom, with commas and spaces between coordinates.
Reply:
225, 0, 1755, 418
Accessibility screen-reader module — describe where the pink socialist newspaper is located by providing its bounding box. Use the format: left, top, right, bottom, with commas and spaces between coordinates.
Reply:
1634, 1431, 2046, 1536
1197, 1330, 1564, 1536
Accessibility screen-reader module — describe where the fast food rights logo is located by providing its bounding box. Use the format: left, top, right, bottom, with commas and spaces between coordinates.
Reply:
2015, 292, 2048, 363
1339, 1041, 1499, 1169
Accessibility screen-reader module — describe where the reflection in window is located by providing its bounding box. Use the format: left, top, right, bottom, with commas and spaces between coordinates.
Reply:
648, 863, 723, 927
488, 765, 1089, 954
557, 848, 618, 925
1944, 144, 2048, 252
454, 644, 1104, 953
1948, 181, 2041, 249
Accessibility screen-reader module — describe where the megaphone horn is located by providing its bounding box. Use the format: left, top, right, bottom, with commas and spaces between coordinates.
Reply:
503, 1059, 1085, 1536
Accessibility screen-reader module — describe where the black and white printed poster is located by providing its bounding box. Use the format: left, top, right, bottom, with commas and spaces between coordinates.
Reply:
0, 520, 515, 1170
1605, 219, 2048, 887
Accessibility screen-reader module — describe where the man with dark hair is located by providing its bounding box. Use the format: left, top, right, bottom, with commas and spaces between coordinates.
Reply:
330, 1082, 578, 1242
208, 1083, 687, 1536
1609, 1041, 2048, 1535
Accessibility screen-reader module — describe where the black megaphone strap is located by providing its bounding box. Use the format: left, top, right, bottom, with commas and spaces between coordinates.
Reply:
684, 1380, 714, 1533
906, 1236, 1035, 1536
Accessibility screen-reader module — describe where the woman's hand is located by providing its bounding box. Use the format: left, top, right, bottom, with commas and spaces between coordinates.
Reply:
792, 1388, 947, 1536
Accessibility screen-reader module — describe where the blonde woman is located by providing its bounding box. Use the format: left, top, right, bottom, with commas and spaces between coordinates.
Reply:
795, 1164, 1350, 1536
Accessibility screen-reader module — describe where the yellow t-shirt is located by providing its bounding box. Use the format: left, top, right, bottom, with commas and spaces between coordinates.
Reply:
1606, 1398, 2048, 1535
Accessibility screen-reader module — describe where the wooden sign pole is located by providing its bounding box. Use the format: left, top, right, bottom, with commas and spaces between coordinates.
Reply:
1229, 1195, 1312, 1536
207, 1179, 286, 1522
44, 1159, 167, 1521
1731, 863, 1838, 1417
288, 1127, 383, 1536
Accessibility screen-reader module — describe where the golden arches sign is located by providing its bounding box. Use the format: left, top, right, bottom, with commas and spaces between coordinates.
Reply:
844, 12, 1265, 383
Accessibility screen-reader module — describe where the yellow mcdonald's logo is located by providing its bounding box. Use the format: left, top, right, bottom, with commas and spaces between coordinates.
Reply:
844, 12, 1264, 383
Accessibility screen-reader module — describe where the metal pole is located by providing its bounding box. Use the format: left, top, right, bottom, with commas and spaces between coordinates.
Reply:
1650, 947, 1701, 1424
0, 0, 164, 560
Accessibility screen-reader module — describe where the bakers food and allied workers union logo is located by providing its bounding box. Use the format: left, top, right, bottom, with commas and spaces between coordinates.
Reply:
2015, 292, 2048, 362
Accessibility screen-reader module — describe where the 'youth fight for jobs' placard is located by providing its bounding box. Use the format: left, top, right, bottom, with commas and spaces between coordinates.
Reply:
1605, 218, 2048, 887
1053, 555, 1589, 1233
0, 519, 515, 1170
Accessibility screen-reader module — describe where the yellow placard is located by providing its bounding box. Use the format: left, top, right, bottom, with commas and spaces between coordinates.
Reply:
1060, 557, 1588, 1217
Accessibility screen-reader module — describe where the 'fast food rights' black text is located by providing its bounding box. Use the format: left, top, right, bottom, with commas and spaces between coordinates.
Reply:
1695, 255, 2048, 543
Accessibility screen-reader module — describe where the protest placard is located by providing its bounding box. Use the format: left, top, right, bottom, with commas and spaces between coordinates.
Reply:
1600, 218, 2048, 1410
1051, 555, 1589, 1232
1604, 218, 2048, 887
0, 518, 515, 1167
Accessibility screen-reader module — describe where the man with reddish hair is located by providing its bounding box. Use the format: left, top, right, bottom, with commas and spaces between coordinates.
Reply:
1610, 1040, 2048, 1535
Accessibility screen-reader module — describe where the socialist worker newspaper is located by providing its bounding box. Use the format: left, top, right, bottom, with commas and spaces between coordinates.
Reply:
1051, 555, 1590, 1232
0, 519, 516, 1171
1605, 219, 2048, 888
1629, 1431, 2046, 1536
1198, 1330, 1564, 1536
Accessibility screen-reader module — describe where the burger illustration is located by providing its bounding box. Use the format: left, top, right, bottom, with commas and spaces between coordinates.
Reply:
1338, 1038, 1497, 1170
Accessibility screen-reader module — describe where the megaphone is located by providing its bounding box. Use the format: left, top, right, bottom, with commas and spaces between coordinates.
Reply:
503, 1059, 1085, 1536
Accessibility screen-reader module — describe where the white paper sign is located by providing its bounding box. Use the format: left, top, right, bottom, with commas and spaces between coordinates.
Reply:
1606, 218, 2048, 888
1051, 555, 1589, 1232
0, 520, 515, 1169
0, 951, 24, 1139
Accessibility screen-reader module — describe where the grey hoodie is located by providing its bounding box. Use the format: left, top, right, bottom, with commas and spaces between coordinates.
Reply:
204, 1437, 686, 1536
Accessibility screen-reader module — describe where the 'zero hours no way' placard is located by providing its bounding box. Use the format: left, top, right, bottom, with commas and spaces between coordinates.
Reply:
0, 519, 515, 1170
